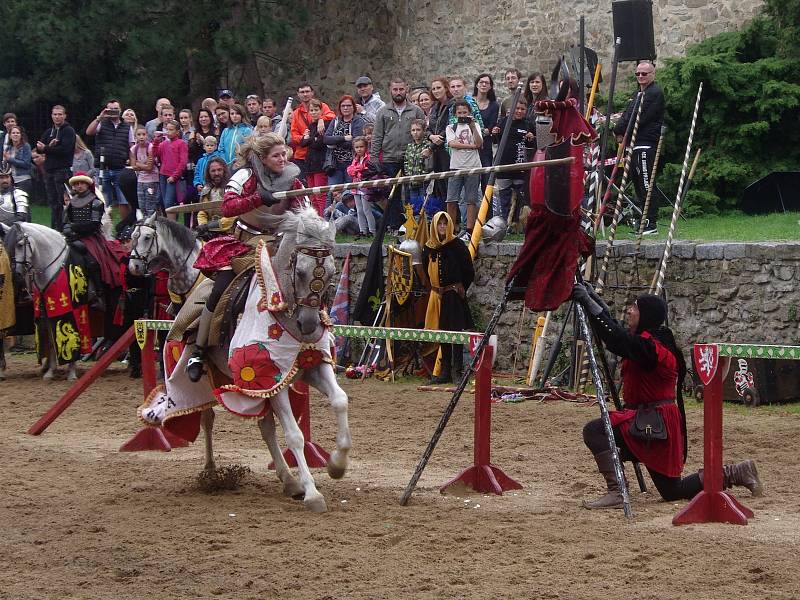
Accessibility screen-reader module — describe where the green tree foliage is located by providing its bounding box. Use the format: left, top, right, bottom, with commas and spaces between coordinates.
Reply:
0, 0, 299, 121
653, 7, 800, 215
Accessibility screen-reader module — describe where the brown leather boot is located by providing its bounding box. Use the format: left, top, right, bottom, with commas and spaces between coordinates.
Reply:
582, 450, 625, 509
723, 459, 763, 497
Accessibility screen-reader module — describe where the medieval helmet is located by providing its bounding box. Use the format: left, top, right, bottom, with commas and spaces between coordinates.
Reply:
481, 216, 508, 244
0, 161, 12, 178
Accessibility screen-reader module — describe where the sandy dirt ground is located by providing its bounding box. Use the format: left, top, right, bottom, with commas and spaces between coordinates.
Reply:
1, 352, 799, 600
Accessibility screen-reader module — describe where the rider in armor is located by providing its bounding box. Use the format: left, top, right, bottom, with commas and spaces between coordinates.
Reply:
63, 172, 124, 313
0, 162, 30, 226
187, 133, 304, 382
63, 172, 105, 242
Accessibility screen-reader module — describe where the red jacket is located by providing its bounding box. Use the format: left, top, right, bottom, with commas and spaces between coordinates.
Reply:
609, 331, 684, 477
290, 102, 336, 161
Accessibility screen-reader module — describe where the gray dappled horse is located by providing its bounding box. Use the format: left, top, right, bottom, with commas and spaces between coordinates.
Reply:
127, 212, 204, 303
136, 206, 351, 512
1, 222, 78, 381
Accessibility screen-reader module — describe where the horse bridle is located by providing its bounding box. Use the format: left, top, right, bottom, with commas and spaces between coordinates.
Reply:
130, 221, 195, 275
129, 222, 160, 272
288, 245, 335, 316
14, 228, 67, 291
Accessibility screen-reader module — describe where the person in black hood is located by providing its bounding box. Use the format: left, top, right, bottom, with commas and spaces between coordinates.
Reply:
573, 285, 764, 509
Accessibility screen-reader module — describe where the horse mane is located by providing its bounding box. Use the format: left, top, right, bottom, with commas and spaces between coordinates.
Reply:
155, 215, 197, 250
277, 205, 334, 248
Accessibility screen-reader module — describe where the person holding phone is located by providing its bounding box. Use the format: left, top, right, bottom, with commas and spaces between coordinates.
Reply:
86, 99, 134, 220
444, 100, 482, 234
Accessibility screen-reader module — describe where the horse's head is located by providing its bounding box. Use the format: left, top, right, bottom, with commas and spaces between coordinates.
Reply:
128, 212, 160, 276
2, 222, 66, 284
129, 213, 200, 278
274, 206, 337, 337
3, 222, 34, 277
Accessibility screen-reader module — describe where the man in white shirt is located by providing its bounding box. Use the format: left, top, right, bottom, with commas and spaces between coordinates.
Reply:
445, 100, 483, 233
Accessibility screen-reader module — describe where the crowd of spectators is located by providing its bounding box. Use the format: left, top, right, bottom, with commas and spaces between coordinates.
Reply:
1, 67, 558, 239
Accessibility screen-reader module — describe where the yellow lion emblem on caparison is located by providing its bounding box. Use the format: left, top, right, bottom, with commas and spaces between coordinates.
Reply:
69, 264, 88, 303
55, 319, 80, 361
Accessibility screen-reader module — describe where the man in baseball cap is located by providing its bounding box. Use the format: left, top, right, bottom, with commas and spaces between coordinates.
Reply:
354, 76, 384, 124
217, 89, 235, 107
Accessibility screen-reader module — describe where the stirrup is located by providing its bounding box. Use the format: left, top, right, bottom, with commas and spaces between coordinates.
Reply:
186, 352, 206, 383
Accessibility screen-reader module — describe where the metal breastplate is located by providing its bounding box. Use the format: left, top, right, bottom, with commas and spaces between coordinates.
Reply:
0, 191, 16, 214
0, 205, 15, 226
69, 203, 94, 222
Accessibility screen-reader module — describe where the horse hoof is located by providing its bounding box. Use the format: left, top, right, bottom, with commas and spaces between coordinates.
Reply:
304, 495, 328, 513
67, 373, 78, 381
43, 372, 54, 381
327, 462, 346, 480
282, 479, 304, 498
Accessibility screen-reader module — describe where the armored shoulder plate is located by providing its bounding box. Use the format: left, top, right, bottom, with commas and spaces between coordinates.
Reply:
226, 168, 252, 195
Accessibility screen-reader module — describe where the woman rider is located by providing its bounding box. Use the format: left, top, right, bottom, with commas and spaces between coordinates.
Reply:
187, 133, 303, 381
572, 283, 763, 509
423, 211, 474, 384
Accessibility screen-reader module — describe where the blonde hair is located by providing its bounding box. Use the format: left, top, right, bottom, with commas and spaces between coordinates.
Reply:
74, 134, 90, 153
234, 132, 289, 168
255, 115, 273, 133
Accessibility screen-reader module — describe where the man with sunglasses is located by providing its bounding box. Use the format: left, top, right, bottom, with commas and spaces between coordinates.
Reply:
613, 61, 664, 235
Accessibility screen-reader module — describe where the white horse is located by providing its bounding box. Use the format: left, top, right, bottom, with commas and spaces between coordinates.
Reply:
137, 206, 351, 512
127, 212, 203, 303
1, 222, 79, 381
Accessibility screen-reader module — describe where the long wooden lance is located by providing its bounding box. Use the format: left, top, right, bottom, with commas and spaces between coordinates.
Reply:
165, 157, 574, 215
467, 81, 525, 260
650, 83, 703, 296
631, 124, 667, 277
594, 37, 621, 210
651, 147, 702, 295
595, 92, 644, 295
575, 91, 643, 391
585, 63, 602, 121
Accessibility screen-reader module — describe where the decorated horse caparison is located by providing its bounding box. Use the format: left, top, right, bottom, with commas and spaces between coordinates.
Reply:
1, 222, 90, 381
135, 206, 351, 512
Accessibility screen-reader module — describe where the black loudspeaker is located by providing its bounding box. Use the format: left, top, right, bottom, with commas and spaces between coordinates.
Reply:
612, 0, 656, 62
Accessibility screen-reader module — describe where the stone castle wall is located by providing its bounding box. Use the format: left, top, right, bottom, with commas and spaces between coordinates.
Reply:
334, 240, 800, 371
254, 0, 764, 100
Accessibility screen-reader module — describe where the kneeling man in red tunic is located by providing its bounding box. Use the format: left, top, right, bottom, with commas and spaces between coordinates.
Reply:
573, 284, 763, 509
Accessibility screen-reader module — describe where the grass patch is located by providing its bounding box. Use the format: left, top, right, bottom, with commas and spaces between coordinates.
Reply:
603, 211, 800, 242
30, 201, 799, 243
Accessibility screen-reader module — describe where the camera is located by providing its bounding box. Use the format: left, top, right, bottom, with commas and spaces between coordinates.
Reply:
457, 116, 472, 124
106, 108, 120, 118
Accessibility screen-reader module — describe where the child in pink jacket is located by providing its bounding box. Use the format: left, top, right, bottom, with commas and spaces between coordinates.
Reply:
346, 136, 374, 236
152, 119, 188, 218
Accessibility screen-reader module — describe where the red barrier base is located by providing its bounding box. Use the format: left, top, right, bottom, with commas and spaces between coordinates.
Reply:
672, 490, 754, 526
270, 443, 330, 470
120, 427, 174, 452
440, 464, 523, 495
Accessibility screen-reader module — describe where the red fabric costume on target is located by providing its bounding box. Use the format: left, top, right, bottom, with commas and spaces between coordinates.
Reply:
506, 98, 597, 311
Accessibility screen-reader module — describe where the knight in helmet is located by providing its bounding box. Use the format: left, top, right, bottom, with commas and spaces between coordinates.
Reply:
0, 162, 30, 227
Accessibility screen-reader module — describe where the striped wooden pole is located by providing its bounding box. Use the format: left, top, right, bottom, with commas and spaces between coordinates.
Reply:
165, 158, 574, 215
651, 83, 703, 296
595, 92, 644, 295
